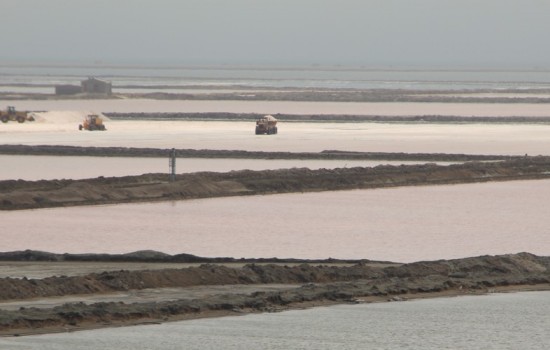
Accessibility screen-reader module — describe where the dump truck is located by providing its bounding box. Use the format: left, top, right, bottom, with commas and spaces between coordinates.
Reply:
79, 114, 106, 131
0, 106, 34, 123
255, 115, 278, 135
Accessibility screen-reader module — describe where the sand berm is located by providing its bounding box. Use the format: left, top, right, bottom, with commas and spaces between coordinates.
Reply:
0, 251, 549, 336
1, 147, 550, 210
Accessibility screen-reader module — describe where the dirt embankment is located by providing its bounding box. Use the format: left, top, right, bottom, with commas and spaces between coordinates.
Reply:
1, 156, 550, 210
0, 250, 361, 265
5, 87, 550, 104
0, 253, 549, 336
0, 145, 515, 161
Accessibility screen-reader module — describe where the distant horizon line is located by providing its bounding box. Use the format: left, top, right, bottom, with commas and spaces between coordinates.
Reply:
2, 60, 550, 73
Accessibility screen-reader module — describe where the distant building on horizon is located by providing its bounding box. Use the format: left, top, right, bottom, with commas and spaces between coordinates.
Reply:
54, 84, 81, 95
55, 77, 112, 96
81, 77, 112, 95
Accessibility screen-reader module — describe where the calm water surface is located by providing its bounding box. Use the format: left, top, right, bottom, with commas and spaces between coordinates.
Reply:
0, 155, 438, 181
2, 291, 548, 350
4, 64, 550, 90
5, 99, 550, 117
1, 179, 549, 262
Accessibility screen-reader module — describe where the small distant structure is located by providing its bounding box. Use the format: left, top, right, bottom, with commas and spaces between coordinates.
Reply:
55, 77, 113, 96
81, 77, 112, 95
55, 84, 81, 95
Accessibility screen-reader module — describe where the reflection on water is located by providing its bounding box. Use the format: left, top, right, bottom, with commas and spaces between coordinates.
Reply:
1, 179, 549, 262
2, 291, 549, 349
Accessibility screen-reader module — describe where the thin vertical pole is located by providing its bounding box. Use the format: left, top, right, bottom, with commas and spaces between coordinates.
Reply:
169, 148, 176, 182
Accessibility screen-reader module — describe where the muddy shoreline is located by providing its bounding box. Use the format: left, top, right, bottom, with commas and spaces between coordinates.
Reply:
0, 252, 548, 336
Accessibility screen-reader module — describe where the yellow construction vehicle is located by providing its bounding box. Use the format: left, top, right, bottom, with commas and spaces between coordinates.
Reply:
255, 115, 278, 135
79, 114, 106, 131
0, 106, 34, 123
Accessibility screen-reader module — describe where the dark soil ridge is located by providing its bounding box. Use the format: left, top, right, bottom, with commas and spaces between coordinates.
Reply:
1, 253, 549, 335
5, 88, 550, 104
0, 250, 363, 264
124, 91, 550, 104
106, 112, 550, 123
2, 156, 550, 210
1, 252, 547, 301
0, 144, 516, 161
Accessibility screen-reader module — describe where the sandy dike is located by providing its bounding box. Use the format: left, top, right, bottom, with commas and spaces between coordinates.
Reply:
0, 252, 549, 336
1, 154, 550, 210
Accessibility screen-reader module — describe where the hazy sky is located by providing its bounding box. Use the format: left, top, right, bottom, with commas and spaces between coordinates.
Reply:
2, 0, 550, 67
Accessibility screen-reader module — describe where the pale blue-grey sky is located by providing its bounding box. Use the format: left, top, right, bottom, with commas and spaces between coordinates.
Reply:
2, 0, 549, 67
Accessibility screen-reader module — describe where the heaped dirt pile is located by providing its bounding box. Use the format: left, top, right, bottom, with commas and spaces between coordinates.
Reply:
2, 156, 550, 210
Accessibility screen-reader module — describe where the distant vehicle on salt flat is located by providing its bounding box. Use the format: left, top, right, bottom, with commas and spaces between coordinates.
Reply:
79, 114, 106, 131
255, 115, 278, 135
0, 106, 34, 123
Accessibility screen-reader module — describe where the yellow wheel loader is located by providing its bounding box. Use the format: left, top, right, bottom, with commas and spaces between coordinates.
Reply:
79, 114, 106, 131
0, 106, 34, 123
255, 115, 278, 135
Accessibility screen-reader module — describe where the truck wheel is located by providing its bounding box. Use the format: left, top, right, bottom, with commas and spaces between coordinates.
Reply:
79, 124, 83, 130
1, 117, 8, 123
17, 117, 25, 123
